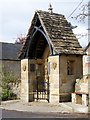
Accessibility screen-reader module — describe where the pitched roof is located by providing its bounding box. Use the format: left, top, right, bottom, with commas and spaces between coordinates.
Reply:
84, 42, 90, 52
19, 10, 84, 58
0, 42, 22, 60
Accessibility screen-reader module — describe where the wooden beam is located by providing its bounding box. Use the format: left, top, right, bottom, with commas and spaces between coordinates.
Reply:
25, 28, 38, 58
34, 26, 53, 55
25, 25, 53, 58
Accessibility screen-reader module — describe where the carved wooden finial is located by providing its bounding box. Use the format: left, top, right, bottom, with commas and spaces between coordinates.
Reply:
48, 3, 53, 14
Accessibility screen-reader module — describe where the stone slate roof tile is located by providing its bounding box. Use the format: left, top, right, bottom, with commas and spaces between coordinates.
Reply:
19, 10, 85, 58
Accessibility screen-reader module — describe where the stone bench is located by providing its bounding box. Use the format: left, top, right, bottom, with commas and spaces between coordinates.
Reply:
72, 92, 89, 106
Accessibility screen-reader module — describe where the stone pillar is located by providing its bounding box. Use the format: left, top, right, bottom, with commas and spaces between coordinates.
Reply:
82, 94, 88, 106
48, 55, 60, 103
72, 93, 76, 103
21, 59, 34, 102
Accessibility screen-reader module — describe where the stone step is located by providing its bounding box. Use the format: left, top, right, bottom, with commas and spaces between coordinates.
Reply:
60, 102, 88, 113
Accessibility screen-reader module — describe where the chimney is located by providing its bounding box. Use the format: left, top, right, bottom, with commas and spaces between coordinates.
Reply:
48, 4, 53, 14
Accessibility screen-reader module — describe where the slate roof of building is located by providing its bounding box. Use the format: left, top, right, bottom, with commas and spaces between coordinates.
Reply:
0, 42, 22, 60
19, 10, 84, 58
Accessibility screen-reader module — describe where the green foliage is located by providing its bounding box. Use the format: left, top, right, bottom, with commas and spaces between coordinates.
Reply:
1, 73, 16, 88
2, 88, 17, 101
0, 66, 18, 101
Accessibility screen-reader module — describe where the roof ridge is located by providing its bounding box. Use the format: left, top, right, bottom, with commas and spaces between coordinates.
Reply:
36, 10, 64, 17
0, 42, 22, 45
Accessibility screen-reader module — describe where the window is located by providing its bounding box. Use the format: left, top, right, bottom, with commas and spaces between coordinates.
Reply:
67, 60, 74, 75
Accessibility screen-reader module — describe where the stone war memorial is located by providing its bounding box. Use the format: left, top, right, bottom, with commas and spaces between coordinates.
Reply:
18, 5, 89, 111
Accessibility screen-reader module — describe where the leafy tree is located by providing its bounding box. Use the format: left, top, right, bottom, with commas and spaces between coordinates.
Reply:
71, 1, 90, 22
15, 34, 26, 44
70, 1, 90, 43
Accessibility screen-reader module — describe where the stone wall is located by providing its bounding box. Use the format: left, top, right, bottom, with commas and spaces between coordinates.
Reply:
21, 59, 30, 102
59, 55, 83, 102
48, 55, 60, 103
83, 46, 90, 75
46, 54, 83, 103
83, 55, 90, 75
1, 60, 21, 98
20, 54, 83, 103
72, 75, 90, 108
21, 59, 44, 102
75, 75, 89, 93
1, 60, 21, 78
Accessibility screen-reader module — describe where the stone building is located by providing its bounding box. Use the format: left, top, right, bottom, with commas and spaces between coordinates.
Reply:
0, 42, 21, 77
0, 42, 22, 97
83, 42, 90, 75
71, 43, 90, 112
19, 7, 84, 103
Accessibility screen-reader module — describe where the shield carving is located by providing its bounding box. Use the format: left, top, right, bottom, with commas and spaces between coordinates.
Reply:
23, 65, 26, 71
52, 62, 57, 70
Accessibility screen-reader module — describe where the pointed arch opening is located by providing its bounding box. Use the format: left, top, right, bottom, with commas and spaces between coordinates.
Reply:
27, 27, 52, 59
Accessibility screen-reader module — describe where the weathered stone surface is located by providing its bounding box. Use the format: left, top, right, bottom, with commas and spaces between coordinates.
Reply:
19, 9, 84, 104
48, 55, 60, 103
75, 75, 90, 93
21, 59, 34, 102
72, 75, 90, 109
1, 60, 21, 79
83, 43, 90, 75
59, 54, 83, 102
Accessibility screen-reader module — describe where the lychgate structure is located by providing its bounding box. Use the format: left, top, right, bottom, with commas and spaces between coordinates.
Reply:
19, 7, 84, 103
